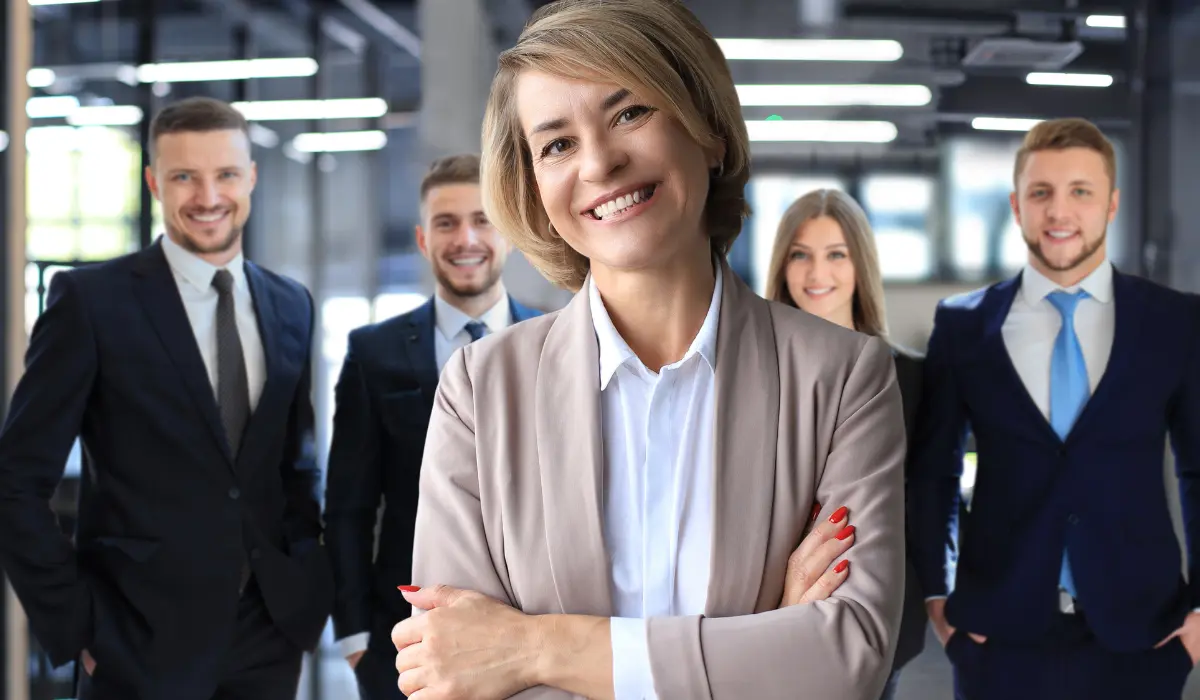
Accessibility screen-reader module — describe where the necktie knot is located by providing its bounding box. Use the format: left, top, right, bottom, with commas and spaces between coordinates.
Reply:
1046, 289, 1088, 320
212, 269, 235, 295
465, 321, 488, 342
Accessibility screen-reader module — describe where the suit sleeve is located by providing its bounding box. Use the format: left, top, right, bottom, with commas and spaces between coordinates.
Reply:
646, 337, 907, 700
409, 348, 514, 606
1170, 295, 1200, 609
324, 330, 385, 640
907, 304, 969, 599
279, 287, 322, 548
0, 271, 97, 666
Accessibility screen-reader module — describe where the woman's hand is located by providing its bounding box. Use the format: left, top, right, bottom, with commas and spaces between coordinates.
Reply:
393, 585, 541, 700
779, 503, 856, 608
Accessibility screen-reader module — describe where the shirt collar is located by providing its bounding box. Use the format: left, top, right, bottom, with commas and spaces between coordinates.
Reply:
160, 232, 246, 293
1020, 259, 1113, 306
590, 264, 723, 390
433, 292, 511, 341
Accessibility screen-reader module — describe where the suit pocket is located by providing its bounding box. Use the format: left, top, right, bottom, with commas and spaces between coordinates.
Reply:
380, 388, 429, 435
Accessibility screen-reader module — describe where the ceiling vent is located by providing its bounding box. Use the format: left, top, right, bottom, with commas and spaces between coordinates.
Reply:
961, 38, 1083, 70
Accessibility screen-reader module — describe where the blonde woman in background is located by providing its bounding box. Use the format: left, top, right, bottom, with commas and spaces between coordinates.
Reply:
766, 188, 927, 700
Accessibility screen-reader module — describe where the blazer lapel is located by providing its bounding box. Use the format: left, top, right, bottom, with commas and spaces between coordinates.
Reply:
535, 284, 612, 616
236, 262, 303, 470
404, 300, 440, 399
705, 261, 780, 617
132, 242, 233, 467
1069, 267, 1139, 441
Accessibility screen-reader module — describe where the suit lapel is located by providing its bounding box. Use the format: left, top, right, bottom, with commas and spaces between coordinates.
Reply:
132, 242, 233, 467
535, 284, 612, 616
236, 262, 299, 470
705, 261, 780, 617
1069, 268, 1138, 441
404, 300, 440, 399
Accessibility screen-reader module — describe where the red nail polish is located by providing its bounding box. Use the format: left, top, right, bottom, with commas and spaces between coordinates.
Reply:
829, 506, 848, 524
810, 503, 822, 522
398, 585, 421, 592
835, 560, 849, 573
835, 525, 856, 541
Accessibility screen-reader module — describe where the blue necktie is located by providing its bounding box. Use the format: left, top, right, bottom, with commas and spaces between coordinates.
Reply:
465, 321, 488, 342
1047, 290, 1090, 597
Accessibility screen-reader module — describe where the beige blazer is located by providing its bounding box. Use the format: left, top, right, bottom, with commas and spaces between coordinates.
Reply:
411, 260, 907, 699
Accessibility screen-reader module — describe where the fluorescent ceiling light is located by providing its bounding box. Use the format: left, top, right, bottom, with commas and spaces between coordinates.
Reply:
292, 130, 387, 152
232, 97, 387, 121
66, 105, 142, 126
27, 68, 56, 88
972, 116, 1043, 132
745, 119, 897, 143
137, 58, 318, 83
27, 95, 80, 118
736, 84, 931, 107
248, 123, 280, 149
716, 38, 902, 62
1085, 14, 1125, 29
1026, 72, 1113, 87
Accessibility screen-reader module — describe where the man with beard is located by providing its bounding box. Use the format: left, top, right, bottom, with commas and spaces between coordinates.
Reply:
0, 97, 332, 700
910, 117, 1200, 699
324, 153, 541, 699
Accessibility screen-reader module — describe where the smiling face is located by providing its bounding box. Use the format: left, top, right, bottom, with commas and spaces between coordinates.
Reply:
416, 182, 509, 301
784, 215, 857, 329
515, 70, 722, 277
146, 128, 256, 266
1010, 147, 1118, 284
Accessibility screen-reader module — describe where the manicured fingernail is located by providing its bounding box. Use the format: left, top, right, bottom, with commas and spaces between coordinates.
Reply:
810, 503, 822, 522
398, 585, 421, 592
835, 525, 856, 540
835, 559, 849, 573
829, 506, 848, 524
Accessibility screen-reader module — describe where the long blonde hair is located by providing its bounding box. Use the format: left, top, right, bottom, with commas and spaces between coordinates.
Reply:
764, 189, 889, 339
480, 0, 751, 291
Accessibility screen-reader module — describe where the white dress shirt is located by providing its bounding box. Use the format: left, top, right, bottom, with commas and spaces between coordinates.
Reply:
336, 291, 514, 659
160, 234, 266, 410
593, 272, 721, 700
433, 293, 512, 372
929, 261, 1115, 605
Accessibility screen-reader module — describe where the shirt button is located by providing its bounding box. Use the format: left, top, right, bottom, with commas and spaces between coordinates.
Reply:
229, 487, 240, 500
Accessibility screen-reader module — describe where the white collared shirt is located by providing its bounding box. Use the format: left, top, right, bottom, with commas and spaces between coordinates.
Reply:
160, 233, 266, 411
433, 293, 512, 372
595, 271, 721, 700
1001, 261, 1115, 419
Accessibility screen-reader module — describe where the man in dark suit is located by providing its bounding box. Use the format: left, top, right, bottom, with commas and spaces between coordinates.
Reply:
911, 117, 1200, 699
325, 154, 542, 699
0, 97, 332, 700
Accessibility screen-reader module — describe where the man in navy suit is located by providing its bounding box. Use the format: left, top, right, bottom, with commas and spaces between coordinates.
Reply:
0, 97, 332, 700
324, 153, 542, 699
910, 117, 1200, 699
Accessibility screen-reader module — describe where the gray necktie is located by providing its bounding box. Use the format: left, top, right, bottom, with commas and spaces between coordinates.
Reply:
212, 269, 250, 456
465, 320, 488, 342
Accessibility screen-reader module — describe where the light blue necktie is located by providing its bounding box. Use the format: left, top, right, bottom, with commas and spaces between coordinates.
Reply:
1047, 290, 1090, 597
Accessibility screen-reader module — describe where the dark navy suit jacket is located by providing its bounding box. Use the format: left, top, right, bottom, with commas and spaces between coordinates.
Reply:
0, 241, 333, 699
909, 267, 1200, 652
324, 295, 542, 659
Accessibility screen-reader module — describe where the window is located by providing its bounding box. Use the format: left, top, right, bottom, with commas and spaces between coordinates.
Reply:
26, 125, 141, 262
749, 174, 846, 295
860, 175, 935, 281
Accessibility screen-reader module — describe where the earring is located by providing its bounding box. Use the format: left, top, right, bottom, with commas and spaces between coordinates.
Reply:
711, 162, 725, 179
547, 222, 559, 238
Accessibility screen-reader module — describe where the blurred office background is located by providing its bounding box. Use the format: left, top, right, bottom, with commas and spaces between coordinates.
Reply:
0, 0, 1198, 698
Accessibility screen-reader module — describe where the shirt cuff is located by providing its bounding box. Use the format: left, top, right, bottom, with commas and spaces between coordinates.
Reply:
337, 631, 370, 658
924, 595, 949, 602
610, 617, 658, 700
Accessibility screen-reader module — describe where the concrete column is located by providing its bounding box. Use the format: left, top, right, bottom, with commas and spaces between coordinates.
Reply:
417, 0, 572, 309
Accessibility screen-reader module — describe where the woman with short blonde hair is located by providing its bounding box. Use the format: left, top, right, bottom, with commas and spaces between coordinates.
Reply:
391, 2, 907, 699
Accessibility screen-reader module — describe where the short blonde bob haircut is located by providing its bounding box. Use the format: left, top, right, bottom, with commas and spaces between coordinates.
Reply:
764, 189, 890, 340
481, 0, 751, 291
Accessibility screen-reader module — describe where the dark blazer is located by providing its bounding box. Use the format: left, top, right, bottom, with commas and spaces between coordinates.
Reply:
890, 349, 927, 670
324, 295, 542, 659
0, 241, 333, 699
909, 267, 1200, 652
